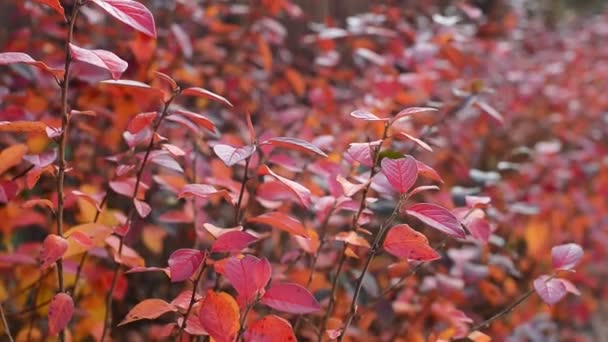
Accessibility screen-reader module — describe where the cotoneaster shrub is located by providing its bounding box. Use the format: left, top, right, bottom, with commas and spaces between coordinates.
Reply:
0, 1, 600, 341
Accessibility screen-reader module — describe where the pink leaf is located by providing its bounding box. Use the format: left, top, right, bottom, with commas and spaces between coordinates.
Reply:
40, 234, 68, 270
534, 275, 567, 305
213, 144, 256, 167
392, 107, 437, 122
258, 165, 311, 208
173, 109, 217, 133
168, 249, 206, 283
261, 282, 320, 314
405, 203, 465, 238
0, 52, 64, 79
261, 137, 327, 157
474, 100, 504, 124
69, 44, 128, 80
344, 141, 380, 167
244, 315, 296, 342
91, 0, 157, 37
211, 231, 259, 253
248, 212, 308, 237
181, 87, 233, 107
178, 184, 230, 200
383, 224, 441, 261
48, 293, 74, 335
349, 109, 389, 121
133, 198, 151, 218
224, 256, 271, 305
551, 243, 583, 271
397, 132, 433, 152
381, 156, 418, 194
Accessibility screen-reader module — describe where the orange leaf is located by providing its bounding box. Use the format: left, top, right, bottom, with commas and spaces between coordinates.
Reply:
0, 121, 48, 134
244, 315, 296, 342
198, 291, 240, 342
0, 144, 28, 175
118, 298, 177, 326
248, 212, 308, 237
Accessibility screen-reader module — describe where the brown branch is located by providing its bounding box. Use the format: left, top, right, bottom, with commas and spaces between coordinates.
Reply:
317, 122, 391, 342
338, 196, 404, 341
100, 94, 177, 342
177, 263, 207, 340
234, 156, 251, 225
55, 2, 82, 341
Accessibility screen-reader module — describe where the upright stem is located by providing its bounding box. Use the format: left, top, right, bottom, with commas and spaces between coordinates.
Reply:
234, 157, 251, 225
236, 298, 257, 342
338, 197, 404, 341
177, 263, 206, 340
0, 303, 14, 342
469, 287, 535, 332
100, 96, 176, 342
318, 123, 390, 342
55, 3, 81, 341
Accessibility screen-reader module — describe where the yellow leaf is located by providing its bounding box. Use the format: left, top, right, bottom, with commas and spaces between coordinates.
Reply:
0, 144, 28, 175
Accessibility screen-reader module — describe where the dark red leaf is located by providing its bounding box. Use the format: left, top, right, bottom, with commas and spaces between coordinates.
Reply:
168, 248, 206, 283
211, 231, 259, 253
224, 255, 271, 305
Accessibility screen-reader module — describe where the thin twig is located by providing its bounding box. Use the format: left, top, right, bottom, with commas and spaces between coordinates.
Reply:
55, 3, 82, 341
469, 287, 535, 332
338, 196, 404, 341
236, 297, 258, 342
234, 157, 251, 225
0, 303, 14, 342
177, 263, 207, 340
317, 123, 390, 342
100, 94, 177, 342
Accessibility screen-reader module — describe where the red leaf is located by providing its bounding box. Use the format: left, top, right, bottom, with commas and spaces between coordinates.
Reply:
211, 231, 260, 253
551, 243, 583, 271
533, 275, 567, 305
181, 87, 233, 107
168, 248, 206, 283
213, 144, 256, 167
69, 43, 128, 80
32, 0, 65, 17
392, 106, 437, 122
224, 255, 271, 305
258, 165, 311, 208
349, 109, 389, 121
244, 315, 296, 342
91, 0, 157, 38
0, 181, 18, 204
261, 137, 327, 157
0, 52, 64, 79
127, 111, 157, 133
118, 299, 177, 326
405, 203, 465, 238
381, 156, 418, 193
383, 224, 440, 261
416, 160, 443, 183
199, 291, 240, 342
261, 282, 320, 314
248, 212, 308, 237
133, 198, 151, 218
40, 234, 68, 270
173, 108, 217, 133
48, 293, 74, 335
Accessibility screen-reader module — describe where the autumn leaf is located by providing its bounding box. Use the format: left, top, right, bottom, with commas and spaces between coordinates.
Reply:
48, 293, 74, 335
168, 248, 206, 283
244, 315, 296, 342
405, 203, 465, 238
198, 291, 240, 342
40, 234, 68, 270
118, 299, 177, 326
383, 224, 441, 261
260, 282, 320, 314
90, 0, 157, 38
381, 156, 418, 193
